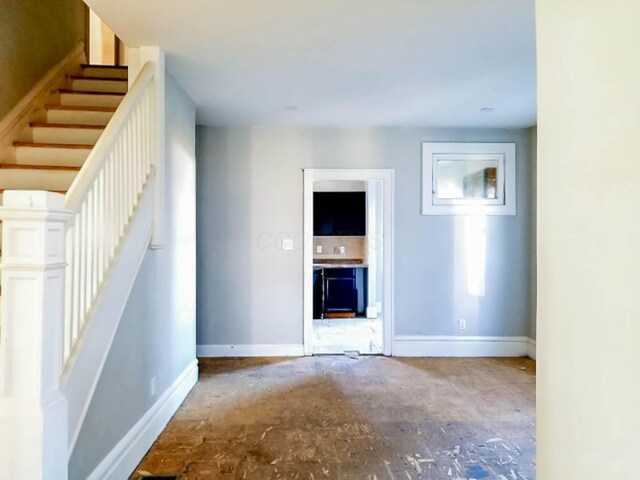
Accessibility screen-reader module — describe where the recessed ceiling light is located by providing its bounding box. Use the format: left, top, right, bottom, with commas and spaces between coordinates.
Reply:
480, 107, 495, 112
284, 105, 298, 111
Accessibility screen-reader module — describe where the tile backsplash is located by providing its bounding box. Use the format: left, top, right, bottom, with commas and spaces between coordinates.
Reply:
313, 236, 366, 260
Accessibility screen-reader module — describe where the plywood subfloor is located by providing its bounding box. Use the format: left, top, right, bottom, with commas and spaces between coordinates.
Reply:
132, 356, 536, 480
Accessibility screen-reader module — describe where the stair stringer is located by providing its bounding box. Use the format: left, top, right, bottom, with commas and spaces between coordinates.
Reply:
62, 175, 155, 455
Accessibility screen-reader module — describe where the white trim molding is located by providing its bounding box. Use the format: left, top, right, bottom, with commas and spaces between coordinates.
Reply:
393, 335, 531, 357
527, 338, 537, 360
197, 344, 304, 357
87, 360, 198, 480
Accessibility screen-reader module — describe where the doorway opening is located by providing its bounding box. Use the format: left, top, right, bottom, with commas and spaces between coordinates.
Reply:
303, 169, 394, 356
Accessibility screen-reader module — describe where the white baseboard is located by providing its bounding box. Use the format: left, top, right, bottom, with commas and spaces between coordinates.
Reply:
197, 339, 536, 359
87, 359, 198, 480
197, 344, 304, 357
527, 338, 537, 360
393, 335, 531, 357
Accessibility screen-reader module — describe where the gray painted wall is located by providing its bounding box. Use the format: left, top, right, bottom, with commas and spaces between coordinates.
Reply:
0, 0, 86, 119
69, 74, 196, 479
196, 127, 535, 346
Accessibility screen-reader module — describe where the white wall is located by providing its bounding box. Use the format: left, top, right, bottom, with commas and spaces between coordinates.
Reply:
196, 127, 535, 347
68, 73, 196, 479
536, 0, 640, 477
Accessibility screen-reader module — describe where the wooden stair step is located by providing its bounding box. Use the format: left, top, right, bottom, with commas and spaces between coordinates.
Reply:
59, 89, 126, 96
30, 122, 106, 130
0, 163, 81, 171
80, 65, 128, 80
14, 141, 93, 149
81, 64, 128, 70
69, 75, 127, 82
0, 188, 67, 194
13, 142, 92, 165
45, 104, 117, 112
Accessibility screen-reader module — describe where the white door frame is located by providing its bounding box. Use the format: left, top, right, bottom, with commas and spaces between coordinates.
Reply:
303, 168, 395, 356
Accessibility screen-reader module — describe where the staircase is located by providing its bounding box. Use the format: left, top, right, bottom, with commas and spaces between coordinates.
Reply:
0, 59, 160, 479
0, 65, 128, 196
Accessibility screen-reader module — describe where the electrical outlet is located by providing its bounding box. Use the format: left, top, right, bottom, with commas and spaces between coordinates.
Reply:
150, 377, 157, 396
316, 245, 323, 254
458, 318, 467, 330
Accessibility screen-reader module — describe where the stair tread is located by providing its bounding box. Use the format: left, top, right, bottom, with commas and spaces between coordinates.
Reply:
0, 163, 81, 171
70, 75, 127, 82
81, 64, 128, 70
0, 188, 67, 194
45, 104, 117, 112
30, 122, 106, 130
14, 142, 94, 149
59, 89, 126, 96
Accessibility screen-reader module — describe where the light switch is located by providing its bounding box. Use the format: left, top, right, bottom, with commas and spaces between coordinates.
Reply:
282, 238, 294, 251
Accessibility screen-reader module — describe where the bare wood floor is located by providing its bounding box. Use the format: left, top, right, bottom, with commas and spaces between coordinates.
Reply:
133, 356, 536, 480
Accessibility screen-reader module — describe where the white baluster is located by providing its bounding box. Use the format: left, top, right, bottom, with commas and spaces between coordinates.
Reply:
72, 212, 81, 341
59, 63, 157, 367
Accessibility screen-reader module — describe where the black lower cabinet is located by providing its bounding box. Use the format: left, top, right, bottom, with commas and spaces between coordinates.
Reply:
314, 268, 358, 317
325, 276, 357, 313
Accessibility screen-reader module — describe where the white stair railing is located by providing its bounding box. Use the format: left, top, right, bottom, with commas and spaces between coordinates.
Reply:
63, 62, 156, 366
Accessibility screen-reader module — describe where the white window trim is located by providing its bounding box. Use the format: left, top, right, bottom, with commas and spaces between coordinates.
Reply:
422, 142, 516, 215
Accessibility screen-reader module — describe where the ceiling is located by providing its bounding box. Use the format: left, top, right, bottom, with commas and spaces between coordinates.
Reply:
86, 0, 536, 128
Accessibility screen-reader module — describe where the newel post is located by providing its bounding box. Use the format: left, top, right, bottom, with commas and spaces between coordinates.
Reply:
0, 191, 72, 479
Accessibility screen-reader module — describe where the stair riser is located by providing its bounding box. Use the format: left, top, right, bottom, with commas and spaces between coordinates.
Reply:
15, 147, 90, 166
60, 93, 123, 108
82, 67, 128, 79
32, 127, 102, 145
0, 170, 76, 191
71, 79, 128, 93
47, 109, 114, 126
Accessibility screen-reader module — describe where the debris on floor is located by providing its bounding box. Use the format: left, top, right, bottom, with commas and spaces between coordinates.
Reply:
132, 356, 536, 479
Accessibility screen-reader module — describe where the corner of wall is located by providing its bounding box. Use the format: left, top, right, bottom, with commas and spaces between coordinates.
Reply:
528, 125, 538, 342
